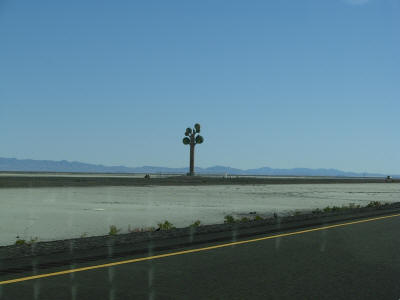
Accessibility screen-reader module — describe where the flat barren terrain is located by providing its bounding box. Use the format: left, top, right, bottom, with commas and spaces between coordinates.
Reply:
1, 178, 399, 246
0, 173, 397, 188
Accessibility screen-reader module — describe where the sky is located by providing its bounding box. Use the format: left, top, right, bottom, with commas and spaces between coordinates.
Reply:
0, 0, 399, 174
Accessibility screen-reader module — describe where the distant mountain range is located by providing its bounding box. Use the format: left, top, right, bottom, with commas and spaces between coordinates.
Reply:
0, 157, 397, 178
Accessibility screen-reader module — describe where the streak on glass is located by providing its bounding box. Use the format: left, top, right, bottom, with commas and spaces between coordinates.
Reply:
189, 226, 195, 243
320, 228, 327, 252
148, 290, 155, 300
69, 240, 75, 254
69, 263, 76, 280
33, 279, 41, 300
71, 284, 77, 300
69, 260, 77, 300
108, 261, 116, 300
31, 257, 39, 299
109, 287, 115, 300
232, 227, 237, 245
107, 239, 114, 258
69, 241, 76, 298
108, 266, 115, 283
275, 212, 281, 250
148, 242, 155, 300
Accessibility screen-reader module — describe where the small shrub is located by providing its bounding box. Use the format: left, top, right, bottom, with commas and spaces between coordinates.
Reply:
312, 208, 322, 214
323, 206, 331, 213
366, 201, 383, 208
29, 237, 38, 244
254, 215, 263, 221
240, 217, 250, 223
341, 203, 361, 210
109, 225, 121, 235
157, 220, 175, 230
331, 206, 340, 212
80, 232, 88, 238
15, 236, 39, 246
190, 220, 201, 227
15, 239, 26, 246
15, 237, 38, 246
224, 215, 236, 224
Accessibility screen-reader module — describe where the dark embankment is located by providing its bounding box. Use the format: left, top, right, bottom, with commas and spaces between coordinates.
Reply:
0, 174, 397, 187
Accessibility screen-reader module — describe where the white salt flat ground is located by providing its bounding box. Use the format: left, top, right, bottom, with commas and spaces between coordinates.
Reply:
0, 183, 399, 246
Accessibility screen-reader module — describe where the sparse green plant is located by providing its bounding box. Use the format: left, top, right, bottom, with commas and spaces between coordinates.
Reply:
312, 208, 322, 214
80, 232, 88, 238
190, 220, 201, 227
331, 206, 340, 212
157, 220, 175, 230
15, 239, 26, 246
294, 210, 302, 216
254, 215, 263, 221
224, 215, 236, 224
109, 225, 121, 235
240, 217, 250, 223
27, 237, 38, 245
15, 236, 38, 246
366, 201, 383, 208
323, 206, 331, 213
315, 203, 364, 214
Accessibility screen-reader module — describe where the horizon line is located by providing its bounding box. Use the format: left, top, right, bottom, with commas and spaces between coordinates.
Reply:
0, 157, 397, 176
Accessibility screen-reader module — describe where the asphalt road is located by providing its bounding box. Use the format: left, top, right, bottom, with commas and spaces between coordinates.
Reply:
1, 213, 400, 300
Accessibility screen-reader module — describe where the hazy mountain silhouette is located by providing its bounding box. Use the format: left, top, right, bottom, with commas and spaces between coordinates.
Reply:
0, 157, 394, 177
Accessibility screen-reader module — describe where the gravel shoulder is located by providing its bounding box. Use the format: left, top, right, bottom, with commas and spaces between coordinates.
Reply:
1, 202, 399, 276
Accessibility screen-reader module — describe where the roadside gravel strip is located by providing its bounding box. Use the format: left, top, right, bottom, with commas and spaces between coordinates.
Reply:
1, 202, 400, 275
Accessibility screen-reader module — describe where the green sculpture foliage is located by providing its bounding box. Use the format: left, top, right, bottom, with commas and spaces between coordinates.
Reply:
194, 123, 201, 133
195, 135, 204, 144
182, 124, 204, 145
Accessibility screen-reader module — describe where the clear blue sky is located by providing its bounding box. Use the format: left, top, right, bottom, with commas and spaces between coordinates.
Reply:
0, 0, 399, 174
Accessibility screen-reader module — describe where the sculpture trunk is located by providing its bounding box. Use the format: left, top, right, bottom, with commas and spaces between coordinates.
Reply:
189, 137, 195, 176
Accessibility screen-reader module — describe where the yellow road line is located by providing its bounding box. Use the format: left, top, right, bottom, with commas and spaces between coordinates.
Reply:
1, 213, 400, 286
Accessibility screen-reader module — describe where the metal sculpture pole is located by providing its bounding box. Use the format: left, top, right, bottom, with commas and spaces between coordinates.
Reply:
182, 123, 204, 176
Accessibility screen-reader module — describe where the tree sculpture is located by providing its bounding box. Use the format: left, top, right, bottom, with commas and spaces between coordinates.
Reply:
182, 123, 204, 176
